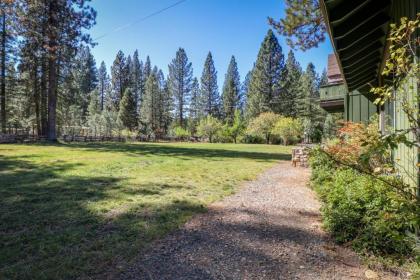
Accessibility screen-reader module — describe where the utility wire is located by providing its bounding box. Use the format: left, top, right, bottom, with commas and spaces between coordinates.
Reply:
94, 0, 188, 41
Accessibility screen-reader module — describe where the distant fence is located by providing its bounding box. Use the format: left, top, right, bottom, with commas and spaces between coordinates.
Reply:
0, 133, 201, 144
0, 134, 48, 144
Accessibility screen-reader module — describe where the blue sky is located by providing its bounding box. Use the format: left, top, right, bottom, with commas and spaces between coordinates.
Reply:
89, 0, 332, 86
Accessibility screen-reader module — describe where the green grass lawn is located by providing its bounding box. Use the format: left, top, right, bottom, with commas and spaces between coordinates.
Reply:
0, 142, 291, 279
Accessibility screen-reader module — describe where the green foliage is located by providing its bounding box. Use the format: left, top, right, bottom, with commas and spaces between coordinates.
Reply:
140, 73, 160, 133
101, 110, 119, 137
189, 77, 202, 129
269, 0, 326, 51
169, 48, 193, 128
197, 115, 222, 143
200, 52, 220, 118
322, 114, 335, 140
118, 88, 138, 131
111, 50, 129, 109
310, 148, 419, 258
222, 56, 241, 124
245, 30, 285, 119
223, 110, 245, 143
281, 50, 302, 117
246, 112, 280, 144
171, 125, 190, 140
272, 117, 302, 145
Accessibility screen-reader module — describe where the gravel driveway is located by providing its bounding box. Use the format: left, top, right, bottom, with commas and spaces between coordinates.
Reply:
119, 162, 403, 280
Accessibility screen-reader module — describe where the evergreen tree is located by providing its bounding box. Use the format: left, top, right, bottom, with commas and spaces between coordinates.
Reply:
319, 68, 328, 87
168, 48, 193, 128
297, 63, 325, 141
88, 89, 100, 116
111, 50, 127, 109
140, 73, 160, 133
297, 63, 318, 118
269, 0, 326, 51
125, 54, 132, 88
131, 50, 143, 112
160, 80, 172, 134
246, 30, 285, 119
200, 52, 219, 117
144, 55, 151, 78
16, 0, 95, 140
73, 46, 98, 117
97, 61, 109, 111
0, 1, 18, 133
222, 56, 241, 124
189, 77, 201, 131
282, 50, 302, 117
241, 70, 252, 113
118, 88, 138, 131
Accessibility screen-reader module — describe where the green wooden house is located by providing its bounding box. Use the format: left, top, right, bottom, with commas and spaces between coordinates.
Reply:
319, 0, 419, 192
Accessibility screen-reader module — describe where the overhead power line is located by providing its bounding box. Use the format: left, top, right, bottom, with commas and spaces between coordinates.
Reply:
94, 0, 188, 41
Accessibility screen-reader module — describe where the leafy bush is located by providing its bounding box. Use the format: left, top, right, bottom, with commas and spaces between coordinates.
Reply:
246, 112, 280, 144
171, 126, 190, 140
196, 115, 222, 143
224, 110, 245, 143
272, 117, 303, 145
325, 117, 393, 174
310, 147, 419, 258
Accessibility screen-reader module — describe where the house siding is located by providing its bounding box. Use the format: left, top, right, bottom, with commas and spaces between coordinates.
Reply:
345, 90, 377, 123
389, 0, 419, 190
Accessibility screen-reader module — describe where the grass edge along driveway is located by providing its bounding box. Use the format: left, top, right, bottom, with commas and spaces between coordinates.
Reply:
0, 142, 291, 279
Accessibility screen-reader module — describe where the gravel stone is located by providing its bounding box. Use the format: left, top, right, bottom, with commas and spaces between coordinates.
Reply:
118, 162, 406, 280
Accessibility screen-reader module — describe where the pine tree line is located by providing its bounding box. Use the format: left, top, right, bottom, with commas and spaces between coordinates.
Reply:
1, 2, 326, 142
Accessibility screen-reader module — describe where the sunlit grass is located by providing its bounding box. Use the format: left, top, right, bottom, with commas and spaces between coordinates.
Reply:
0, 142, 291, 279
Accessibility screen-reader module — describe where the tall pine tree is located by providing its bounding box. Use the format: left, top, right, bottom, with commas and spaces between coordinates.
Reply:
111, 50, 127, 110
140, 72, 160, 133
97, 61, 109, 111
168, 48, 193, 128
73, 46, 98, 118
241, 70, 253, 114
222, 55, 241, 124
130, 50, 143, 112
282, 50, 302, 117
246, 30, 285, 119
200, 52, 219, 118
144, 55, 151, 78
118, 88, 137, 131
189, 77, 201, 130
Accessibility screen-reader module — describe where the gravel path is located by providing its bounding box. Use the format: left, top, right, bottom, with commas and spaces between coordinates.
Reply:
119, 162, 403, 280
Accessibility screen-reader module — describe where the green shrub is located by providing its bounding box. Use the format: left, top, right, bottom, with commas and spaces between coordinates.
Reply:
310, 148, 418, 258
171, 126, 190, 140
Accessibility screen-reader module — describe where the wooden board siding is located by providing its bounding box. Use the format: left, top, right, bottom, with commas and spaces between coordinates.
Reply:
393, 74, 419, 191
345, 90, 377, 123
388, 0, 420, 190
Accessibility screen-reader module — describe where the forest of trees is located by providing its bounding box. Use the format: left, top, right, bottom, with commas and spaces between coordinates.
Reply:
0, 1, 329, 142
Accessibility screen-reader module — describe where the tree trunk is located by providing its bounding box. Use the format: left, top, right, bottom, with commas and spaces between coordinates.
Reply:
33, 60, 41, 135
46, 0, 58, 141
40, 57, 48, 136
1, 12, 6, 133
100, 79, 104, 111
266, 133, 270, 144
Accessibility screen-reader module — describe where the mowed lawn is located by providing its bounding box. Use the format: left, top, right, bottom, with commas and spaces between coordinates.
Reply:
0, 142, 291, 279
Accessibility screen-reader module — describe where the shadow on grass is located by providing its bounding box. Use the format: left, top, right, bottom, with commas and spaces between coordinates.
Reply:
31, 142, 291, 162
0, 142, 291, 278
0, 155, 207, 279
